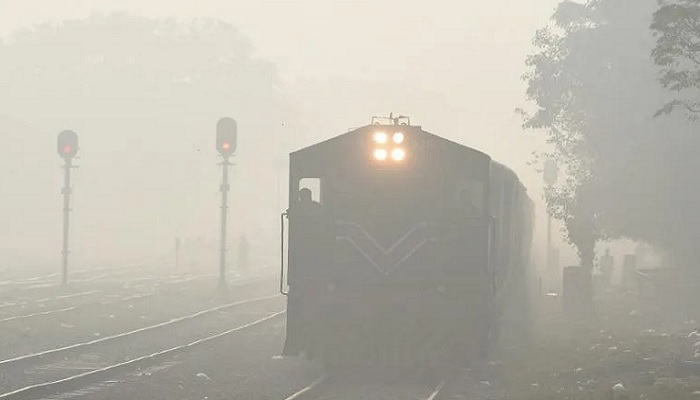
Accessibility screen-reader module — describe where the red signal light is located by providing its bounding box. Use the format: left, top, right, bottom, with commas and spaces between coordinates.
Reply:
57, 130, 78, 159
216, 117, 237, 158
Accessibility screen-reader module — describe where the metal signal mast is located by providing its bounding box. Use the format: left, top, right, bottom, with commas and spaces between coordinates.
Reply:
215, 117, 237, 291
57, 130, 79, 285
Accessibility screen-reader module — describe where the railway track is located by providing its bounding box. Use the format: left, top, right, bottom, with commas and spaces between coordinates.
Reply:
0, 291, 153, 324
0, 294, 285, 399
283, 374, 449, 400
0, 274, 279, 362
0, 267, 222, 300
0, 290, 101, 311
0, 265, 146, 288
0, 273, 265, 323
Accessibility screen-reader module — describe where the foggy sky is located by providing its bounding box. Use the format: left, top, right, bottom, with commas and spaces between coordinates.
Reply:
0, 0, 574, 271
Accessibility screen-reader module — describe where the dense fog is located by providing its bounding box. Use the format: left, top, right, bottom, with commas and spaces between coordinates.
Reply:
0, 0, 567, 273
3, 2, 700, 399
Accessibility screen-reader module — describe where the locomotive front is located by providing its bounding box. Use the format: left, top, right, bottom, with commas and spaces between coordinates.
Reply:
282, 118, 495, 368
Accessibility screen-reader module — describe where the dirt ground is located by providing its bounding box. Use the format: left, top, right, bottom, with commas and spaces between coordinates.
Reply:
476, 289, 700, 400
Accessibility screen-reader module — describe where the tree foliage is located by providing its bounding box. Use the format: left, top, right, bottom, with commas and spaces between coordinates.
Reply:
521, 0, 685, 268
652, 0, 700, 118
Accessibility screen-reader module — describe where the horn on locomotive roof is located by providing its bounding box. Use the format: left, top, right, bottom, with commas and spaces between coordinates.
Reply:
371, 112, 410, 126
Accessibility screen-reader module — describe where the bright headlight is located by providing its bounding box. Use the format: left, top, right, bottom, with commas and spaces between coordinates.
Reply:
373, 132, 388, 144
391, 148, 405, 161
373, 148, 388, 160
392, 132, 404, 144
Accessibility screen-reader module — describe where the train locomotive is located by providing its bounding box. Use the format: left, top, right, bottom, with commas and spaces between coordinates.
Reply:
280, 116, 535, 368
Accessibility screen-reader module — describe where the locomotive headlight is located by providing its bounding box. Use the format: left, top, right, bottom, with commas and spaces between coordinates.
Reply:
392, 132, 404, 144
373, 131, 388, 144
391, 148, 405, 161
373, 148, 388, 160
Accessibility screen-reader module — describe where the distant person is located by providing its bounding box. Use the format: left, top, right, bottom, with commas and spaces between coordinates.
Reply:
292, 187, 328, 269
599, 248, 614, 287
295, 187, 325, 234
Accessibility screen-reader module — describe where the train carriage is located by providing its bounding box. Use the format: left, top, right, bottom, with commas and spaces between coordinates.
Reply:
280, 116, 534, 368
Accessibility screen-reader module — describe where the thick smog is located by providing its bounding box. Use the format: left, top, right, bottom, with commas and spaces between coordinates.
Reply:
0, 1, 698, 399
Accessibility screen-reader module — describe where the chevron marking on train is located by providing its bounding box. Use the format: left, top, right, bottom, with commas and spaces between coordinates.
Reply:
335, 221, 436, 275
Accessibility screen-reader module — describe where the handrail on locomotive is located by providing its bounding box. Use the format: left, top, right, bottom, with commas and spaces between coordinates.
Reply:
371, 112, 410, 126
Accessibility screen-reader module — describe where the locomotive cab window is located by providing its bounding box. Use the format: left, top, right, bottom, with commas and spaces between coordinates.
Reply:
298, 177, 322, 204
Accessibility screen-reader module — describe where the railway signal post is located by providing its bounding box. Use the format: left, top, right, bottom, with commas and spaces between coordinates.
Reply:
216, 117, 237, 291
57, 130, 79, 285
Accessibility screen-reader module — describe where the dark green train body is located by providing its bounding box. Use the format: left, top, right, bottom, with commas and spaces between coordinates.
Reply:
281, 120, 535, 368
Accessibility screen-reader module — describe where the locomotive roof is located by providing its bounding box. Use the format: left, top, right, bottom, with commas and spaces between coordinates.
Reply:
290, 124, 531, 198
290, 124, 491, 161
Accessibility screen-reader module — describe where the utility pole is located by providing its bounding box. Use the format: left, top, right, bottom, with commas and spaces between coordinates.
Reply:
215, 117, 237, 291
57, 130, 79, 285
219, 158, 231, 289
61, 158, 72, 285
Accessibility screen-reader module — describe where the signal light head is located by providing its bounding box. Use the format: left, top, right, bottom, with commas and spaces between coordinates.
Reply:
57, 130, 79, 159
216, 117, 237, 158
